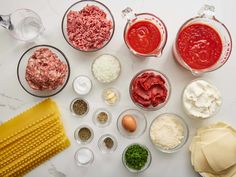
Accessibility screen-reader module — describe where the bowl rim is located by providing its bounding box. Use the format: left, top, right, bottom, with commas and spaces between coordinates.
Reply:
17, 44, 70, 98
129, 69, 171, 111
61, 0, 115, 52
117, 108, 147, 139
122, 143, 152, 173
149, 113, 189, 153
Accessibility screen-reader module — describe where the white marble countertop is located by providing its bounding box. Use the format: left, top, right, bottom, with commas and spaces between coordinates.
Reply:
0, 0, 236, 177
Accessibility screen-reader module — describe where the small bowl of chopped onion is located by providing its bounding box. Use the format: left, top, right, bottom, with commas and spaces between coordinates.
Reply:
17, 44, 70, 98
91, 54, 121, 84
61, 0, 115, 52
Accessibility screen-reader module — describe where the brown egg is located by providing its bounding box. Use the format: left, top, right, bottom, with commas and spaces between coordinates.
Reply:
122, 115, 137, 132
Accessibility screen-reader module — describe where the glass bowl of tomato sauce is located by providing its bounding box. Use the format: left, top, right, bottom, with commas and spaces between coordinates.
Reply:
129, 69, 171, 111
173, 4, 232, 75
122, 7, 168, 57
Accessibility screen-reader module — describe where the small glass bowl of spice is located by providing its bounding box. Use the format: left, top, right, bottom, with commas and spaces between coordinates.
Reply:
98, 134, 117, 153
70, 98, 89, 117
93, 108, 112, 127
102, 87, 120, 106
74, 125, 94, 144
74, 147, 94, 166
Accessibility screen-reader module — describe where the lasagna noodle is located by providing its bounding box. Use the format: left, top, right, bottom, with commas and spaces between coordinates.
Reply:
0, 113, 60, 157
202, 132, 236, 172
0, 98, 70, 177
5, 137, 70, 177
190, 122, 236, 177
0, 99, 60, 143
0, 119, 62, 168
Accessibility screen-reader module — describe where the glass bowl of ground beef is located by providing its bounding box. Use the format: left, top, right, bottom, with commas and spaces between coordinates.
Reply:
129, 69, 171, 111
61, 0, 115, 52
17, 45, 70, 98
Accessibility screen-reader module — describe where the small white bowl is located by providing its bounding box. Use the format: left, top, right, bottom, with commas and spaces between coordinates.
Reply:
74, 147, 94, 166
73, 75, 92, 96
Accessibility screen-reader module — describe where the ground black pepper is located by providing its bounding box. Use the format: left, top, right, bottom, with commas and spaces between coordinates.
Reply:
72, 99, 88, 116
104, 137, 114, 149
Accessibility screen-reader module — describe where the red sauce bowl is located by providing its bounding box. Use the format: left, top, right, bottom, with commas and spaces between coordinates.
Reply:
123, 8, 168, 57
173, 5, 232, 75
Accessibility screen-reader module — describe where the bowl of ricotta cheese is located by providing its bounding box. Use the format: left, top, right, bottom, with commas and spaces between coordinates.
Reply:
182, 79, 222, 119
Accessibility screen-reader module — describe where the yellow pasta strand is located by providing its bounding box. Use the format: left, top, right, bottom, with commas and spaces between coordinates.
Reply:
0, 98, 70, 177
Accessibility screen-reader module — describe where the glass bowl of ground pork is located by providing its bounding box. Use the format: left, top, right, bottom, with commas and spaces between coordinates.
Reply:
17, 45, 70, 98
61, 0, 115, 52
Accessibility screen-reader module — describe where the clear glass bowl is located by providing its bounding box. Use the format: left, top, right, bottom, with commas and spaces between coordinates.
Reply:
74, 147, 94, 166
122, 7, 168, 57
129, 69, 171, 111
74, 125, 94, 144
91, 54, 121, 84
0, 9, 45, 41
182, 79, 222, 120
61, 0, 115, 52
102, 87, 120, 106
93, 108, 112, 127
70, 98, 89, 118
17, 44, 70, 98
122, 143, 152, 173
98, 134, 117, 153
149, 113, 189, 153
172, 5, 232, 75
117, 109, 147, 139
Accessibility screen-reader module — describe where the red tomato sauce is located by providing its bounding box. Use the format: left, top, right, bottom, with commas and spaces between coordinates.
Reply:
126, 20, 161, 54
176, 23, 223, 70
131, 72, 168, 108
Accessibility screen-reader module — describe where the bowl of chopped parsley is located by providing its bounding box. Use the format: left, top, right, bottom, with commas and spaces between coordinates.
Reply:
122, 143, 152, 173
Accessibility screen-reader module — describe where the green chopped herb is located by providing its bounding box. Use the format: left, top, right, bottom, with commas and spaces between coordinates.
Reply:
125, 144, 148, 170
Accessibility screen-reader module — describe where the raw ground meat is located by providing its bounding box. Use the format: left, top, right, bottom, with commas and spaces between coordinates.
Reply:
25, 48, 68, 91
66, 5, 113, 51
131, 72, 168, 108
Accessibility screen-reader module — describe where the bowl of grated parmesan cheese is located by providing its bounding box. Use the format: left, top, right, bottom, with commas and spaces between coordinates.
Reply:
149, 113, 189, 153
